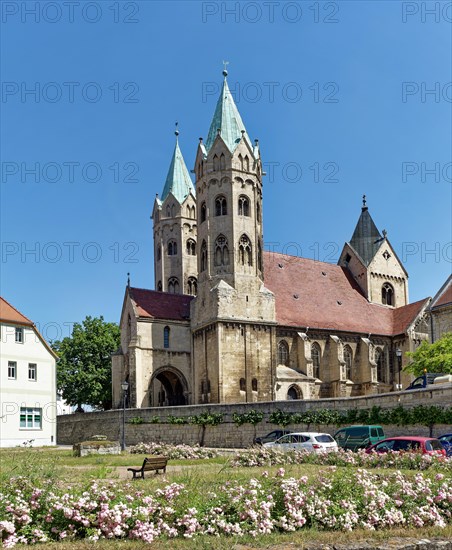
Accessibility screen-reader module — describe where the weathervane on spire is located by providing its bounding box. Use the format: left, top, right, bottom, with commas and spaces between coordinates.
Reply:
222, 60, 229, 77
175, 121, 179, 139
362, 194, 367, 208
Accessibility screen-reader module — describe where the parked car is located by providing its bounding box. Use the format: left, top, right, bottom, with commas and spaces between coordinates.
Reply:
263, 432, 338, 453
254, 430, 292, 446
438, 433, 452, 457
333, 425, 385, 451
365, 436, 446, 456
405, 372, 450, 390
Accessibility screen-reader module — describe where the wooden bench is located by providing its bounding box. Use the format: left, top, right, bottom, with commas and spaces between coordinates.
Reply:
127, 456, 168, 479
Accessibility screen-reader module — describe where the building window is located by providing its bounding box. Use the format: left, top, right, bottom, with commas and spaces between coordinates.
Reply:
238, 153, 244, 171
166, 205, 171, 217
186, 239, 196, 256
163, 326, 170, 348
157, 281, 162, 291
343, 345, 353, 380
168, 277, 179, 294
200, 202, 206, 223
157, 246, 161, 261
20, 407, 42, 429
278, 340, 289, 366
220, 153, 226, 170
8, 361, 17, 379
187, 277, 197, 296
382, 283, 394, 306
252, 378, 258, 392
375, 347, 386, 383
15, 327, 24, 343
213, 154, 219, 171
257, 240, 262, 272
28, 363, 37, 381
287, 385, 302, 400
238, 234, 252, 266
244, 155, 250, 171
311, 343, 321, 379
256, 201, 261, 223
215, 195, 227, 216
200, 240, 208, 272
238, 195, 250, 216
214, 234, 230, 266
167, 240, 177, 256
239, 378, 246, 392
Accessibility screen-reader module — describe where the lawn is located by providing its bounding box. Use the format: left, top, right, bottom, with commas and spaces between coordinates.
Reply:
0, 446, 451, 548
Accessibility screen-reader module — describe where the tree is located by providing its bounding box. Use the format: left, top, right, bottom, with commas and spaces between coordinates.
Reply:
52, 316, 120, 411
404, 333, 452, 376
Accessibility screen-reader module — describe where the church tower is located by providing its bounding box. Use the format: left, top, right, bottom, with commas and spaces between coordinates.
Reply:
152, 128, 198, 295
338, 196, 409, 307
191, 69, 276, 405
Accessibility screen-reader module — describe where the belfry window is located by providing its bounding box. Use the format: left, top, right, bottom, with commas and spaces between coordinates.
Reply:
157, 246, 161, 261
168, 240, 177, 256
200, 202, 206, 223
186, 239, 196, 256
238, 195, 250, 216
238, 234, 252, 266
187, 277, 197, 296
278, 340, 289, 366
244, 155, 250, 171
311, 343, 321, 379
382, 283, 394, 306
200, 241, 208, 272
157, 281, 162, 291
214, 234, 229, 266
168, 277, 179, 294
215, 195, 227, 216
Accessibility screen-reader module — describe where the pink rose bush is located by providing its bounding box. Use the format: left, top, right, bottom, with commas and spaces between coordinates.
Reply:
231, 447, 452, 471
1, 467, 451, 547
130, 442, 219, 459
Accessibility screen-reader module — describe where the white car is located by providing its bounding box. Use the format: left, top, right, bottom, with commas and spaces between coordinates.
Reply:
263, 432, 338, 453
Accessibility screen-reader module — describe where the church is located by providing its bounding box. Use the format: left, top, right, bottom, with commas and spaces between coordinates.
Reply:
111, 70, 434, 409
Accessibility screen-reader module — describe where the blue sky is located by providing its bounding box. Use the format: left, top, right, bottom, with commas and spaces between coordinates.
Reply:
1, 0, 451, 342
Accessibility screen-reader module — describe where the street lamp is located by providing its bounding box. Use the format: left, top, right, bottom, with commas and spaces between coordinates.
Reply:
121, 380, 129, 451
395, 349, 402, 390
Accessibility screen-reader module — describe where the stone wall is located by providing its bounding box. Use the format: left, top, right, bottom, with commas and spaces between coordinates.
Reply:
57, 385, 452, 447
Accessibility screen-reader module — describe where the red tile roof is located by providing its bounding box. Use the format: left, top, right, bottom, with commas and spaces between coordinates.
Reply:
431, 275, 452, 309
0, 297, 34, 326
129, 287, 193, 321
263, 252, 427, 336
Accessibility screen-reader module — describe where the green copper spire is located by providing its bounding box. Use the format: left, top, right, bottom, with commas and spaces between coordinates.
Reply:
161, 125, 195, 204
349, 195, 384, 265
205, 69, 252, 153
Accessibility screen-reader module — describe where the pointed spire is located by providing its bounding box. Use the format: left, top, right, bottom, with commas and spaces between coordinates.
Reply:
349, 196, 383, 266
161, 126, 196, 204
205, 67, 252, 153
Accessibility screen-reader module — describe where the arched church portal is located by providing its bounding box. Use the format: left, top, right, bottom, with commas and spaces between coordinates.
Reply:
287, 385, 303, 400
150, 367, 188, 407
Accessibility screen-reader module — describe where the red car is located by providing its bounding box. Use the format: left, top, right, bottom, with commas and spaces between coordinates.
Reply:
365, 436, 446, 456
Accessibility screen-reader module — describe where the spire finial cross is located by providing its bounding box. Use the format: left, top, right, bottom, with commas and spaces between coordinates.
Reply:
362, 194, 367, 207
174, 121, 179, 138
222, 60, 229, 77
127, 272, 130, 288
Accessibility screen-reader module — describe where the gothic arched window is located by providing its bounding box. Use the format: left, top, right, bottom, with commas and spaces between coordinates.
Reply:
343, 345, 353, 380
167, 240, 177, 256
168, 277, 179, 294
213, 154, 219, 171
278, 340, 289, 366
382, 283, 394, 306
163, 326, 170, 348
186, 239, 196, 256
287, 385, 302, 400
244, 155, 250, 171
187, 277, 197, 296
171, 204, 175, 217
157, 281, 162, 292
214, 234, 229, 266
239, 378, 246, 392
200, 202, 206, 223
238, 153, 244, 171
238, 195, 250, 216
220, 153, 226, 170
157, 246, 161, 261
238, 234, 252, 266
375, 347, 386, 383
311, 343, 321, 379
200, 240, 208, 272
215, 195, 227, 216
166, 205, 171, 217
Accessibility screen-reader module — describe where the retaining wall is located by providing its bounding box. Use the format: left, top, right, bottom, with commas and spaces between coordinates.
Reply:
57, 385, 452, 448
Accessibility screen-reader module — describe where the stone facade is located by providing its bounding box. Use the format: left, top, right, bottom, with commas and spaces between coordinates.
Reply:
111, 72, 450, 410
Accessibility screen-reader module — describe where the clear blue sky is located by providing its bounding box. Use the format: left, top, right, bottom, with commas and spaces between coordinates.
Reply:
1, 1, 451, 342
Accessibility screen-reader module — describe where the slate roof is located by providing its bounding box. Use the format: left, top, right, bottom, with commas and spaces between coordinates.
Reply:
430, 275, 452, 309
348, 206, 384, 266
129, 287, 193, 321
205, 73, 253, 153
263, 252, 428, 336
0, 296, 34, 326
161, 138, 195, 204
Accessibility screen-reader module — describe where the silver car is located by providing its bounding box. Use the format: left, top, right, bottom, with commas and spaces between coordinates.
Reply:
263, 432, 338, 453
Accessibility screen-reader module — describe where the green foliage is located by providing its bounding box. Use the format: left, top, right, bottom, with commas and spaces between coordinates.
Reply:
190, 411, 224, 426
52, 316, 120, 411
405, 332, 452, 375
232, 410, 264, 427
269, 409, 293, 427
150, 416, 160, 424
167, 415, 188, 425
129, 416, 144, 425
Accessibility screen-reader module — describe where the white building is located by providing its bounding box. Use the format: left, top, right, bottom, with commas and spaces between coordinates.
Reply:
0, 297, 58, 447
